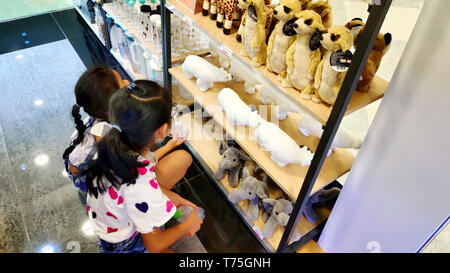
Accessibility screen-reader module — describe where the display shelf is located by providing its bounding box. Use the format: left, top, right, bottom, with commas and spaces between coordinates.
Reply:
73, 4, 106, 47
165, 0, 389, 125
179, 111, 330, 253
103, 3, 209, 65
170, 59, 355, 201
110, 48, 141, 80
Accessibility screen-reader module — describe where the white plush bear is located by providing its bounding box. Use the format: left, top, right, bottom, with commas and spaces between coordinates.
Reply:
229, 60, 263, 94
255, 121, 314, 167
218, 88, 264, 127
258, 85, 297, 121
182, 55, 233, 92
298, 117, 363, 155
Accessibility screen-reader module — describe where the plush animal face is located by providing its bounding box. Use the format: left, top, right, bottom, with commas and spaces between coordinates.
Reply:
219, 68, 233, 82
218, 141, 252, 170
321, 25, 354, 52
228, 167, 268, 203
371, 32, 392, 55
263, 198, 293, 226
273, 0, 301, 21
293, 10, 323, 35
345, 17, 365, 43
346, 18, 392, 56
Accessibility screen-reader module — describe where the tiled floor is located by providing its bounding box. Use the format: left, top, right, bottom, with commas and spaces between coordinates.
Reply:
0, 0, 73, 23
0, 0, 424, 253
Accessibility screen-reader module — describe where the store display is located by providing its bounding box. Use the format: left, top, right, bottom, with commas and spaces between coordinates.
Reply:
214, 141, 252, 187
182, 55, 233, 92
303, 187, 340, 223
261, 198, 301, 242
298, 115, 363, 152
312, 25, 354, 105
346, 18, 392, 92
130, 39, 147, 76
140, 5, 152, 41
218, 88, 263, 127
238, 0, 270, 66
258, 85, 296, 120
266, 0, 301, 80
236, 0, 273, 43
255, 121, 313, 167
228, 167, 269, 220
301, 0, 332, 28
284, 10, 324, 99
169, 104, 189, 139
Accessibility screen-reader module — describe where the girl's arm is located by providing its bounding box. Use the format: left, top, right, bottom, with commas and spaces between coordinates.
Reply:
154, 132, 187, 159
141, 207, 203, 253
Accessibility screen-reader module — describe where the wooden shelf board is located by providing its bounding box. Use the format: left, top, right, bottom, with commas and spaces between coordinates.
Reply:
172, 85, 194, 106
170, 60, 354, 201
166, 0, 389, 125
179, 111, 330, 252
103, 3, 209, 65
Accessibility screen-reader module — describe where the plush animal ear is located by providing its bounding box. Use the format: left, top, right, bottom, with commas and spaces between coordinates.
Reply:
238, 151, 252, 162
256, 182, 269, 199
219, 140, 228, 155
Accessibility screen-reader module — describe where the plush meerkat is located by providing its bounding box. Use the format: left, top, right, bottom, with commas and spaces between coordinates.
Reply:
312, 25, 354, 105
346, 18, 392, 92
238, 0, 270, 67
301, 0, 332, 28
266, 0, 302, 81
284, 10, 325, 99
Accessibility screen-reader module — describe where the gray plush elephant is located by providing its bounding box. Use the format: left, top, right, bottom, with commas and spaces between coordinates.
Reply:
214, 141, 252, 187
261, 198, 301, 243
303, 187, 341, 223
228, 167, 269, 220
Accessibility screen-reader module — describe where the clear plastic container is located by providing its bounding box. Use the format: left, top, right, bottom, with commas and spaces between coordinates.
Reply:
173, 206, 205, 223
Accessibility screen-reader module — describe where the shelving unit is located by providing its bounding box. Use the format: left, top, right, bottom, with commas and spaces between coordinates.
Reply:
102, 2, 209, 65
170, 57, 355, 201
178, 111, 331, 252
73, 4, 106, 46
165, 0, 389, 125
160, 0, 394, 252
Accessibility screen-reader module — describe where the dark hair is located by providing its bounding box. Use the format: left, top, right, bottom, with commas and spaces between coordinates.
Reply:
85, 80, 172, 196
63, 66, 120, 160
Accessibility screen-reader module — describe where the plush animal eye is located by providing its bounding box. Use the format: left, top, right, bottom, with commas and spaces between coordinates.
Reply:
288, 213, 291, 216
304, 19, 312, 26
275, 211, 279, 215
233, 159, 236, 162
283, 6, 291, 13
331, 34, 341, 41
249, 192, 252, 195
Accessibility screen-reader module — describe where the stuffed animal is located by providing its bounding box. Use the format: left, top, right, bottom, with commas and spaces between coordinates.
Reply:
182, 55, 233, 92
266, 0, 302, 80
214, 141, 252, 187
298, 115, 363, 154
258, 85, 297, 120
303, 187, 340, 223
312, 25, 354, 104
228, 167, 269, 220
284, 10, 324, 99
229, 60, 263, 94
218, 88, 264, 127
255, 121, 314, 167
203, 0, 220, 20
261, 197, 301, 242
301, 0, 332, 28
346, 18, 392, 92
236, 0, 273, 42
238, 0, 270, 66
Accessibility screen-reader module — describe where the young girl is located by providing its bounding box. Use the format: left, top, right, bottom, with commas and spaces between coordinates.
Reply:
63, 66, 129, 193
84, 80, 202, 253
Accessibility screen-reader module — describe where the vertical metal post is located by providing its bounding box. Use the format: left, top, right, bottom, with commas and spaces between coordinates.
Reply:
160, 0, 172, 92
276, 0, 393, 253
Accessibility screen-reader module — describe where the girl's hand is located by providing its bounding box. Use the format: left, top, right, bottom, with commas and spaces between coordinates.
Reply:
167, 129, 189, 148
184, 207, 203, 237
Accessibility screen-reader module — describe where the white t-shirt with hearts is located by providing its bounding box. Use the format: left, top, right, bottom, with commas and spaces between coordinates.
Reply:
86, 154, 176, 243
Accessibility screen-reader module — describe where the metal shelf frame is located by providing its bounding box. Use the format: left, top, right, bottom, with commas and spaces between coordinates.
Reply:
163, 0, 393, 253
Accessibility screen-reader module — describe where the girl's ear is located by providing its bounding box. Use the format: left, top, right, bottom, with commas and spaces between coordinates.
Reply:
154, 123, 170, 139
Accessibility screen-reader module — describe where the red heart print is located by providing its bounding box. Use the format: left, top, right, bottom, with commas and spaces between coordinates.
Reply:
106, 212, 118, 220
166, 201, 174, 212
137, 167, 147, 175
117, 196, 123, 205
108, 187, 118, 200
142, 160, 149, 164
149, 178, 158, 189
149, 165, 155, 172
107, 227, 118, 233
87, 206, 90, 211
